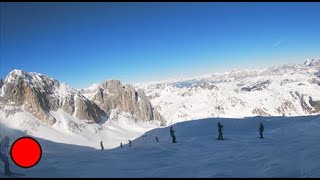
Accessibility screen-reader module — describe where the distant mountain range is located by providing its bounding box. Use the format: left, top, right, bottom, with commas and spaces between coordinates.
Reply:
0, 58, 319, 147
137, 58, 320, 125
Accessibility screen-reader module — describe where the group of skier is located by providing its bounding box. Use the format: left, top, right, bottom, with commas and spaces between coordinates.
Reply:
169, 121, 264, 142
112, 121, 264, 149
217, 122, 264, 140
1, 122, 265, 175
100, 140, 131, 150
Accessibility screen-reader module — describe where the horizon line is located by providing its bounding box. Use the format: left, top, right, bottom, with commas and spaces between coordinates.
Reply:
1, 57, 319, 90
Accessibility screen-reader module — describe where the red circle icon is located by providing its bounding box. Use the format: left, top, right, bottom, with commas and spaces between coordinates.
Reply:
10, 137, 42, 168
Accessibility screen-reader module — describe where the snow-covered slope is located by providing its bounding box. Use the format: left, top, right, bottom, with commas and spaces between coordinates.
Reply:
1, 115, 319, 177
0, 107, 159, 149
137, 59, 320, 125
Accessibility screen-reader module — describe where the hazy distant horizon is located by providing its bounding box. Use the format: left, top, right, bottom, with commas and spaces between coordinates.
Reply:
2, 56, 318, 90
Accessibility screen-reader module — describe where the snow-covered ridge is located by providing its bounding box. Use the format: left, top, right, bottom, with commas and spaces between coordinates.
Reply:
6, 69, 56, 86
5, 69, 77, 96
137, 61, 319, 89
137, 59, 320, 125
304, 57, 320, 66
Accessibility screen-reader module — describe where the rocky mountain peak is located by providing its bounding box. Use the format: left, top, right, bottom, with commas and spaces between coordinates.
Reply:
83, 79, 166, 126
0, 70, 166, 127
304, 58, 320, 66
1, 69, 106, 125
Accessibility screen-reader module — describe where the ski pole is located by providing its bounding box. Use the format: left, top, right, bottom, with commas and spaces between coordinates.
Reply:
9, 163, 16, 173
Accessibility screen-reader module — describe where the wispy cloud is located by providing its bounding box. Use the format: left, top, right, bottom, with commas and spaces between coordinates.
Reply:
272, 40, 284, 48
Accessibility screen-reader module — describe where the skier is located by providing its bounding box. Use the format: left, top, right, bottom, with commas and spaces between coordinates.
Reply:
120, 142, 123, 148
156, 136, 159, 143
129, 140, 132, 147
218, 122, 223, 140
259, 123, 264, 139
100, 141, 104, 151
0, 136, 14, 176
170, 126, 177, 143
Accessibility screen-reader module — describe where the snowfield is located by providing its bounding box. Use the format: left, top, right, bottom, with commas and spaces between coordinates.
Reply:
1, 115, 320, 178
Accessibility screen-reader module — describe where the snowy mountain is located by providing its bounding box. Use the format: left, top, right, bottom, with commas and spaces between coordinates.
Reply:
0, 70, 164, 148
304, 57, 320, 66
137, 59, 320, 125
1, 70, 106, 125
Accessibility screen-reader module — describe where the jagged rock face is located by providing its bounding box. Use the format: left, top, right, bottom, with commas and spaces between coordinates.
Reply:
241, 80, 271, 92
74, 93, 106, 123
2, 72, 56, 125
252, 108, 270, 116
62, 95, 75, 115
309, 96, 320, 113
276, 100, 297, 116
190, 82, 218, 90
0, 78, 3, 89
1, 70, 165, 126
1, 70, 105, 125
90, 80, 165, 126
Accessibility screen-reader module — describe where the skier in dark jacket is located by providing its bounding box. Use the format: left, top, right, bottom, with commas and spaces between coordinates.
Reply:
129, 140, 132, 147
156, 136, 159, 143
170, 127, 177, 143
0, 136, 13, 175
218, 122, 223, 140
259, 123, 264, 139
120, 142, 123, 148
100, 141, 104, 150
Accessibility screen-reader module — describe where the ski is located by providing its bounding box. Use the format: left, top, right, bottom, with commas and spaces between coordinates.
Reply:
4, 174, 25, 178
12, 172, 26, 176
216, 138, 231, 141
5, 172, 26, 177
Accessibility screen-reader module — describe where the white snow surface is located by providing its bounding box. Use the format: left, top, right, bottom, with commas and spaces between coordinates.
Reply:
0, 107, 159, 150
0, 115, 320, 177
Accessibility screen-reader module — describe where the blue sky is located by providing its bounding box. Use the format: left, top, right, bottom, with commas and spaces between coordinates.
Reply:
1, 2, 320, 89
